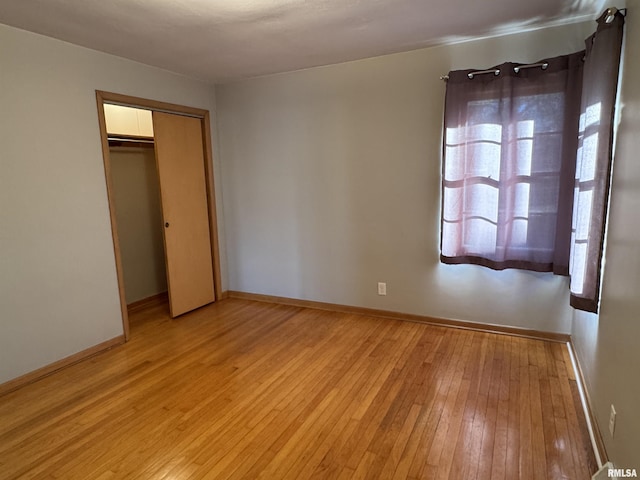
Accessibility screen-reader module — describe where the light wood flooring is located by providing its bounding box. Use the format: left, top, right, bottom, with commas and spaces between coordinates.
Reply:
0, 299, 597, 479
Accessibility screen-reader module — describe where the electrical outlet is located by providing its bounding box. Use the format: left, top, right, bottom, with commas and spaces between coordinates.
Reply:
377, 282, 387, 296
609, 404, 616, 437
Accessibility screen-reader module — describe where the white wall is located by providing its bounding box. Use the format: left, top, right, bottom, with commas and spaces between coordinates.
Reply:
0, 24, 226, 384
571, 1, 640, 468
217, 20, 595, 334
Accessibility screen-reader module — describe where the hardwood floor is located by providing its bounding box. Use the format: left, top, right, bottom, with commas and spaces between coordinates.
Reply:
0, 299, 597, 479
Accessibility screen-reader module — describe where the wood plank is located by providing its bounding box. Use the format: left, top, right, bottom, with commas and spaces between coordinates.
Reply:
0, 298, 597, 479
412, 330, 472, 477
127, 291, 168, 314
489, 334, 510, 480
0, 335, 125, 397
228, 290, 571, 343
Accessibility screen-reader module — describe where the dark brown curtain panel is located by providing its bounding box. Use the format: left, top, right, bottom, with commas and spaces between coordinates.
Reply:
441, 53, 584, 272
569, 12, 625, 313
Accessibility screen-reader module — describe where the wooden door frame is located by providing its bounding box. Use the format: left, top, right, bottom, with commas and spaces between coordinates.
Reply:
96, 90, 222, 340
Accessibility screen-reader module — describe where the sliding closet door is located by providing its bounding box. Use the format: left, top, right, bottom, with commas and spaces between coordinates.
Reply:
153, 112, 215, 317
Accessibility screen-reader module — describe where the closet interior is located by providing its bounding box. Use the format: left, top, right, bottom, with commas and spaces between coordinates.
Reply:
105, 104, 168, 307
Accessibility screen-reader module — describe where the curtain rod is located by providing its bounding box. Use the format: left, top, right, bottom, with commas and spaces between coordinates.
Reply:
440, 6, 627, 82
440, 61, 549, 81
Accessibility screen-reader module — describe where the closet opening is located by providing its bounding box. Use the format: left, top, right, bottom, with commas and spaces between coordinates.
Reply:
97, 92, 222, 340
106, 105, 168, 318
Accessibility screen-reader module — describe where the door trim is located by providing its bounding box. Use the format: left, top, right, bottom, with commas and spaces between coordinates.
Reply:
96, 91, 223, 340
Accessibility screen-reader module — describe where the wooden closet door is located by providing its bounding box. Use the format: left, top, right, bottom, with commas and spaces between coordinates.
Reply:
153, 112, 215, 317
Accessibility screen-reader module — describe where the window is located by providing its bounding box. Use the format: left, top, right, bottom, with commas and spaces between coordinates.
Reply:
440, 11, 624, 313
569, 12, 625, 313
441, 56, 583, 273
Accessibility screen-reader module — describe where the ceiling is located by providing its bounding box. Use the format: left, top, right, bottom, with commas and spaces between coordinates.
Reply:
0, 0, 606, 83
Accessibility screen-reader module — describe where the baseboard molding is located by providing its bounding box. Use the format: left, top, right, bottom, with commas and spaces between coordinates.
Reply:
567, 340, 609, 467
226, 291, 571, 343
592, 462, 615, 480
127, 291, 169, 314
0, 335, 125, 398
219, 290, 230, 300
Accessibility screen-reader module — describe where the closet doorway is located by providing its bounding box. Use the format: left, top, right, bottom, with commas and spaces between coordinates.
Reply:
96, 91, 222, 340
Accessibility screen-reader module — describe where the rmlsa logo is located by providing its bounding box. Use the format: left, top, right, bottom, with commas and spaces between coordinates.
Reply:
609, 468, 638, 478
